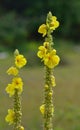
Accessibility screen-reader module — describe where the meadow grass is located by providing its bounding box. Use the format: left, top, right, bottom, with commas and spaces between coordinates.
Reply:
0, 42, 80, 130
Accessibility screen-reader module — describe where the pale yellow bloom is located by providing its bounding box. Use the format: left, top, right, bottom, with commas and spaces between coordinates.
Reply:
38, 24, 47, 37
7, 66, 19, 76
6, 83, 15, 97
5, 109, 15, 125
44, 50, 60, 68
15, 54, 27, 68
12, 77, 23, 94
37, 46, 47, 59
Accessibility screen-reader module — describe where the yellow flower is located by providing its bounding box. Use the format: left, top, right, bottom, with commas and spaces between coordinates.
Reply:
6, 84, 15, 97
38, 24, 47, 37
37, 46, 47, 59
15, 54, 27, 68
5, 109, 15, 125
44, 50, 60, 68
49, 16, 59, 30
7, 66, 19, 76
40, 104, 45, 115
12, 77, 23, 94
51, 75, 56, 87
6, 77, 23, 96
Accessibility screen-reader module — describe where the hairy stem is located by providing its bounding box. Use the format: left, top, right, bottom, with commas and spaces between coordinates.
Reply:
14, 89, 22, 130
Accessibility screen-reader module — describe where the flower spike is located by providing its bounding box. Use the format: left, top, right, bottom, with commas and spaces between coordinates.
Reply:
37, 12, 60, 130
5, 49, 27, 130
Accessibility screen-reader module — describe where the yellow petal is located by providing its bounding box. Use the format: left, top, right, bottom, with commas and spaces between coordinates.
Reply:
38, 24, 47, 37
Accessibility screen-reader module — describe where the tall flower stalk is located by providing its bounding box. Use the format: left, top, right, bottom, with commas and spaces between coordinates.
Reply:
5, 49, 27, 130
37, 12, 60, 130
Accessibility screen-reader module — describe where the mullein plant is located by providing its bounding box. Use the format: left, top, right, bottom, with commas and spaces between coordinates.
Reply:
5, 49, 27, 130
37, 12, 60, 130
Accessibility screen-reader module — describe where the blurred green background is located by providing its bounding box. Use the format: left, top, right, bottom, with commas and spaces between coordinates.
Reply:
0, 0, 80, 130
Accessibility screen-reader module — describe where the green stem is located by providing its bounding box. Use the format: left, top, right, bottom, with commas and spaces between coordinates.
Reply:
44, 66, 53, 130
44, 12, 54, 130
14, 89, 22, 130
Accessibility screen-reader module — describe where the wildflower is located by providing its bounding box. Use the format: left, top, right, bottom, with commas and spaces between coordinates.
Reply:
40, 104, 45, 115
38, 24, 47, 37
37, 12, 60, 130
15, 54, 27, 68
7, 66, 19, 76
37, 46, 47, 59
12, 77, 23, 93
6, 50, 26, 130
44, 50, 60, 68
5, 109, 15, 125
6, 83, 15, 97
49, 16, 59, 30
